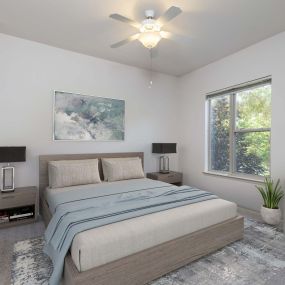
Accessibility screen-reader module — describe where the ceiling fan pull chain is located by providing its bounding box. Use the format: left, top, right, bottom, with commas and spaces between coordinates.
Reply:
149, 48, 153, 88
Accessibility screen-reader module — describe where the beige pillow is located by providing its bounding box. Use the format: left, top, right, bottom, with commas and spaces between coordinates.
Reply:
102, 157, 144, 182
48, 159, 101, 188
102, 157, 140, 181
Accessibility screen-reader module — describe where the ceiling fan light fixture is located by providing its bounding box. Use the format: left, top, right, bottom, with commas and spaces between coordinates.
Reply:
138, 31, 162, 49
140, 19, 161, 33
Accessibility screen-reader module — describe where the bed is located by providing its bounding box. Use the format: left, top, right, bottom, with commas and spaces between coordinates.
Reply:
39, 152, 244, 285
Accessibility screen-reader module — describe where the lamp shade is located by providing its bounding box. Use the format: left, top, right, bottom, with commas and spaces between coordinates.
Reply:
0, 146, 26, 163
138, 31, 161, 49
152, 143, 177, 154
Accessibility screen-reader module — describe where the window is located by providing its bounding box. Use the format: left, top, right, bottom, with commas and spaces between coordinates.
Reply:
207, 78, 271, 178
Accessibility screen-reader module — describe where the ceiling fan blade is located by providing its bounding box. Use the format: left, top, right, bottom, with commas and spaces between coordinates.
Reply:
110, 33, 140, 48
160, 31, 191, 45
110, 14, 141, 29
157, 6, 182, 26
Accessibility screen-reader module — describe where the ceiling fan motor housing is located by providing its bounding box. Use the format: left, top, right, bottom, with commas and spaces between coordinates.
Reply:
141, 19, 160, 32
145, 9, 155, 19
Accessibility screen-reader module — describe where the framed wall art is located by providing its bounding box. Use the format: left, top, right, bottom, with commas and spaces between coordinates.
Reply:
53, 91, 125, 141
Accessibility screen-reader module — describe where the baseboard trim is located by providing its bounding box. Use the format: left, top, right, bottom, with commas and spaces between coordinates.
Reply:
238, 206, 283, 231
237, 206, 262, 221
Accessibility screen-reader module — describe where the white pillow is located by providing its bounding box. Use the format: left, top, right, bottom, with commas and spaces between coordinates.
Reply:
102, 157, 144, 182
48, 159, 101, 189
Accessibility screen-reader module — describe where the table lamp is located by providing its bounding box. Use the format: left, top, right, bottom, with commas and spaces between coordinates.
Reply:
152, 143, 177, 173
0, 146, 26, 192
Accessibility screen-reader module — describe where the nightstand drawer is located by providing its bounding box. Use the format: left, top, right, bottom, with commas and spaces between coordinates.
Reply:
158, 173, 182, 184
0, 191, 35, 209
147, 171, 183, 185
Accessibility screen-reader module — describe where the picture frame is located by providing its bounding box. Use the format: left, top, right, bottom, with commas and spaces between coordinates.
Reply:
53, 91, 125, 141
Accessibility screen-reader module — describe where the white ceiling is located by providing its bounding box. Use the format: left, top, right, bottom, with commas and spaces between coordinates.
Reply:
1, 0, 285, 76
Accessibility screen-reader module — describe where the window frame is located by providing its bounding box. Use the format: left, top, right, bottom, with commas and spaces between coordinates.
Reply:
206, 78, 272, 180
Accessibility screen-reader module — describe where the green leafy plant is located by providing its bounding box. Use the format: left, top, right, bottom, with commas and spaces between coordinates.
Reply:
256, 177, 284, 209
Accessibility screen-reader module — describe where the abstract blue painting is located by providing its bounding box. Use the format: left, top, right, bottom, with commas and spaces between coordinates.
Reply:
53, 91, 125, 141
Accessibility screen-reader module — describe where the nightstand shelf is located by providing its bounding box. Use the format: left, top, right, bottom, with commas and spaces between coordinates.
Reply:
0, 186, 38, 229
147, 171, 183, 186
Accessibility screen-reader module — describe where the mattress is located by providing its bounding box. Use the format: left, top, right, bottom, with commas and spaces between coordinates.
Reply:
45, 180, 237, 272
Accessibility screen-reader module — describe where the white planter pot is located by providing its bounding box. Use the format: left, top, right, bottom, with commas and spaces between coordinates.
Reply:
260, 206, 281, 225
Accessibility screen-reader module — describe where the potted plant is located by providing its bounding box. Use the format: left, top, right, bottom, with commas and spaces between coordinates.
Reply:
256, 177, 284, 225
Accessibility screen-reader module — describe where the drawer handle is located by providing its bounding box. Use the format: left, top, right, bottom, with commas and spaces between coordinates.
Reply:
2, 195, 14, 199
168, 175, 174, 178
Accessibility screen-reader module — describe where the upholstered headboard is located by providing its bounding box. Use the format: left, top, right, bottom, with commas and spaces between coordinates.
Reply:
39, 152, 144, 199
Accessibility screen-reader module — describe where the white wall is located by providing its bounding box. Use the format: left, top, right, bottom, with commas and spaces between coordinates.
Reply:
2, 31, 285, 227
0, 33, 179, 188
178, 32, 285, 225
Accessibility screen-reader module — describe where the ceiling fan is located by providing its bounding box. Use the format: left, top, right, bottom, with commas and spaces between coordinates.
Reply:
110, 6, 190, 49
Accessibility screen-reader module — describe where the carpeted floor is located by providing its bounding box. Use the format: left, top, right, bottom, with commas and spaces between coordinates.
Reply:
8, 219, 285, 285
0, 221, 45, 285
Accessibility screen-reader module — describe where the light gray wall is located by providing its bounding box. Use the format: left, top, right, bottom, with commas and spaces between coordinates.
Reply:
178, 31, 285, 227
0, 33, 179, 188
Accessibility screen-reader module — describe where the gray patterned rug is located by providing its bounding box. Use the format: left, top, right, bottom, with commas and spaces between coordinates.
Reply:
11, 219, 285, 285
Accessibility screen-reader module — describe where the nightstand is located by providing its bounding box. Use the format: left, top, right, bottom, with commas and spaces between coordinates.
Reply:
147, 171, 183, 186
0, 186, 38, 228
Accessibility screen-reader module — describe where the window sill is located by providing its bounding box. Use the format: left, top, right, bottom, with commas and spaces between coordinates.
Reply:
203, 171, 264, 183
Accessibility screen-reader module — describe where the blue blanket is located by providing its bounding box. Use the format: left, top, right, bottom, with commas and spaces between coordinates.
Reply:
44, 179, 217, 285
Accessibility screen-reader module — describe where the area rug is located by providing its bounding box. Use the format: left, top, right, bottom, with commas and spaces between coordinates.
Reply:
11, 219, 285, 285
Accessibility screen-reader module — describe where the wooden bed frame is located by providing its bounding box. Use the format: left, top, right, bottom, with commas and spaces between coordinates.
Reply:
39, 152, 244, 285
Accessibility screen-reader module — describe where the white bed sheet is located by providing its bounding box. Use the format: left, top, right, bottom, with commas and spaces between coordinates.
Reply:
45, 179, 237, 272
